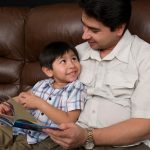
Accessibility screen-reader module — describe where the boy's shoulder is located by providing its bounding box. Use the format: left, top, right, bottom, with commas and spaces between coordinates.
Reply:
67, 80, 86, 91
33, 78, 53, 89
36, 78, 52, 84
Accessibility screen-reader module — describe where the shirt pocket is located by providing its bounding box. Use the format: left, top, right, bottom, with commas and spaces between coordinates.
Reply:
104, 70, 138, 99
79, 63, 95, 86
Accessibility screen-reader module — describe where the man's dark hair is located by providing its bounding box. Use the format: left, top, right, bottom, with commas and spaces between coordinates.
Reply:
39, 41, 79, 69
79, 0, 131, 31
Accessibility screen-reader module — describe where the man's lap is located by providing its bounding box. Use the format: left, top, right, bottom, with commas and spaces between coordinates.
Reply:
0, 126, 149, 150
68, 143, 149, 150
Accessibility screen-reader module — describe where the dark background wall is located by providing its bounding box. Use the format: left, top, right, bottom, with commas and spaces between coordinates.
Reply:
0, 0, 78, 6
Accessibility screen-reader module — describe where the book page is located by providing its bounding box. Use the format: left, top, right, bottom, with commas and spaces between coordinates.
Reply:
8, 97, 37, 123
0, 113, 14, 126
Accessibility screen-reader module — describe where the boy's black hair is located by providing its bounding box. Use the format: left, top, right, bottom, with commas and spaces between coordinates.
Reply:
79, 0, 131, 32
39, 41, 79, 69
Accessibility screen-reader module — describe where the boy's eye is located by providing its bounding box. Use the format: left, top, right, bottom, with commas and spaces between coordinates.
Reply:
60, 59, 66, 64
72, 56, 78, 61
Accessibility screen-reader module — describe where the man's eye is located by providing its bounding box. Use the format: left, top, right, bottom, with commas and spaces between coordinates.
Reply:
91, 29, 99, 33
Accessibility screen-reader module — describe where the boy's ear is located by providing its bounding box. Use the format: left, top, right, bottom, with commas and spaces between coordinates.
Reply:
42, 67, 53, 77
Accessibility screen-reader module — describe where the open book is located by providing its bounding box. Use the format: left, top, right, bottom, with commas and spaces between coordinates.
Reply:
0, 97, 59, 131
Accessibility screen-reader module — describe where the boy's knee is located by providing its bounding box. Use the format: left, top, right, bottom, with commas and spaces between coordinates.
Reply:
0, 125, 13, 146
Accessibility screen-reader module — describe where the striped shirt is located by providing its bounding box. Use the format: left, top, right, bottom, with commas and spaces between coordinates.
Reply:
13, 78, 87, 144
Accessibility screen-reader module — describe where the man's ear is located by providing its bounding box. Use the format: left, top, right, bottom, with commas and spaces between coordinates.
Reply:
42, 67, 53, 77
116, 24, 126, 36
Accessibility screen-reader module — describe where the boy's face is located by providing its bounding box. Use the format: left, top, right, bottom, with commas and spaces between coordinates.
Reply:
49, 50, 81, 87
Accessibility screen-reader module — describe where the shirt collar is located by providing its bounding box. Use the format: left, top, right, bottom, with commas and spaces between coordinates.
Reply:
43, 78, 54, 89
80, 42, 102, 61
43, 78, 73, 90
108, 30, 134, 63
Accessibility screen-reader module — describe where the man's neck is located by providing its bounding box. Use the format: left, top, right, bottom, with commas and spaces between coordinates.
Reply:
99, 49, 113, 59
99, 37, 121, 59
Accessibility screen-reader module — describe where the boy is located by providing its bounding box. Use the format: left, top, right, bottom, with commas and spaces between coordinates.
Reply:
0, 41, 87, 149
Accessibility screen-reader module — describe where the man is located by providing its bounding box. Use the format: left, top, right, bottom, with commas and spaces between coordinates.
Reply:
44, 0, 150, 149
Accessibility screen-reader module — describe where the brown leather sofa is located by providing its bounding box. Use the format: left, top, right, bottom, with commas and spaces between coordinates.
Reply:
0, 0, 150, 98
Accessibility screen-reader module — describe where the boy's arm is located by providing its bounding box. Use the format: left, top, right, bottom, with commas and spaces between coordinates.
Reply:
37, 100, 81, 124
16, 92, 81, 124
17, 81, 86, 124
37, 82, 86, 124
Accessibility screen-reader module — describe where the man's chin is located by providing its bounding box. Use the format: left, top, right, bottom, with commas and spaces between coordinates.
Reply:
88, 42, 99, 50
89, 45, 99, 50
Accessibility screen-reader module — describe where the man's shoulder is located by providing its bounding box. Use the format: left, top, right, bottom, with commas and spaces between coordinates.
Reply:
131, 35, 150, 56
129, 34, 150, 67
133, 35, 150, 48
75, 42, 91, 59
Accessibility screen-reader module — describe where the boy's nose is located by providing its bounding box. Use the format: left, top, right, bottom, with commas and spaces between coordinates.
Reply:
68, 61, 75, 68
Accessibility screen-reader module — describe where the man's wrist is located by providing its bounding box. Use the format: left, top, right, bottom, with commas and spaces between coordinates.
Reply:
84, 128, 95, 149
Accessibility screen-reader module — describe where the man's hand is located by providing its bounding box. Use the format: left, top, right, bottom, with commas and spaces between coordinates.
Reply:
43, 123, 87, 149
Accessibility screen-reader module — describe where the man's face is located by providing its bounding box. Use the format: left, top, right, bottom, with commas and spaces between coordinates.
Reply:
81, 12, 124, 51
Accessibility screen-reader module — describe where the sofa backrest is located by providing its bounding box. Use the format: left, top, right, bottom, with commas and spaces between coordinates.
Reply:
129, 0, 150, 43
0, 0, 150, 97
21, 3, 83, 93
0, 7, 29, 97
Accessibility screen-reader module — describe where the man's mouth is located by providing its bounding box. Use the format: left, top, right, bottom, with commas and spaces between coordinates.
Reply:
88, 41, 96, 45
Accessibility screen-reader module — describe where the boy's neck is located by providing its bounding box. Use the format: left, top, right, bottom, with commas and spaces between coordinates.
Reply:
53, 82, 68, 89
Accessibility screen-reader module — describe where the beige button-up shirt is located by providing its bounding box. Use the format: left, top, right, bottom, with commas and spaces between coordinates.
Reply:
76, 30, 150, 147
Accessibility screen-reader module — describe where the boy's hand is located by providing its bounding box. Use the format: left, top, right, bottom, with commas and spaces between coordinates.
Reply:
17, 92, 41, 109
0, 102, 14, 116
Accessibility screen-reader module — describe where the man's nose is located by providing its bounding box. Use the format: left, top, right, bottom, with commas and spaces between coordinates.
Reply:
82, 28, 91, 40
82, 31, 91, 40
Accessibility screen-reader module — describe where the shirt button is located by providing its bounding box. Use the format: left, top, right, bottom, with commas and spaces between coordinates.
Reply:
49, 97, 51, 100
28, 131, 31, 134
92, 110, 95, 113
41, 112, 44, 115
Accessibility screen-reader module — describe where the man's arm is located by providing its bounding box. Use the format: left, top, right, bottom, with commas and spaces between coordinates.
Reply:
43, 118, 150, 149
94, 118, 150, 146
